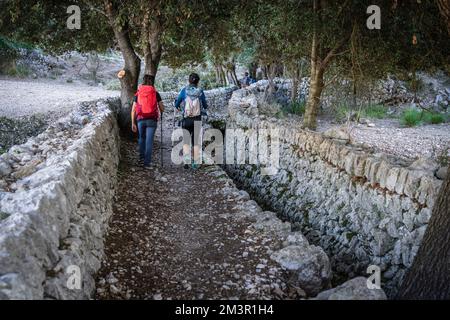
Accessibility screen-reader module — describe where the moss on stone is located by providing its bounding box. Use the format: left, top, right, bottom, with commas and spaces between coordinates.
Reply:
0, 211, 10, 221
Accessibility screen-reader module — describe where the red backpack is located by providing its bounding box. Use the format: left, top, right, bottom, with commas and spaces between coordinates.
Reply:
136, 85, 159, 120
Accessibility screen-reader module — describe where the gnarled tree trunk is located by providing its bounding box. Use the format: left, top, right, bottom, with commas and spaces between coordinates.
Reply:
438, 0, 450, 35
104, 1, 141, 131
142, 6, 163, 77
396, 167, 450, 300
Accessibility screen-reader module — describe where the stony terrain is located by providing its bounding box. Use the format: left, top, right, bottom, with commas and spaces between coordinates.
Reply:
0, 78, 119, 151
226, 85, 446, 297
95, 121, 333, 300
315, 119, 450, 162
0, 79, 119, 120
2, 75, 445, 300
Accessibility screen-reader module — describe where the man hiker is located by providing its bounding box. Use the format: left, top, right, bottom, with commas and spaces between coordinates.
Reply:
174, 73, 208, 170
131, 74, 165, 169
240, 72, 254, 88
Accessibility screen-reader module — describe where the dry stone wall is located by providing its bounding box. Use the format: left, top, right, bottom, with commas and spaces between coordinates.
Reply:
224, 84, 442, 296
0, 86, 237, 300
0, 99, 120, 299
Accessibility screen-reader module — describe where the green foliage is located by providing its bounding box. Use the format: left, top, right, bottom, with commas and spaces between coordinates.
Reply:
334, 104, 391, 122
362, 105, 389, 119
6, 64, 31, 78
285, 100, 306, 116
423, 112, 446, 125
401, 109, 421, 127
400, 109, 447, 127
334, 104, 352, 122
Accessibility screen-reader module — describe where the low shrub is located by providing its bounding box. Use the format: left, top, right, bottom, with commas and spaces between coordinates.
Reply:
401, 109, 422, 127
286, 100, 306, 115
423, 112, 446, 125
362, 104, 389, 119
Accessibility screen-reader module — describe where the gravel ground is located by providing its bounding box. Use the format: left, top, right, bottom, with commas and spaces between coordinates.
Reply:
316, 118, 450, 161
0, 79, 119, 120
95, 120, 301, 300
349, 120, 450, 161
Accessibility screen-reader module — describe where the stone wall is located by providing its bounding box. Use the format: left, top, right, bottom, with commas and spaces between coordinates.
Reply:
224, 84, 442, 296
0, 99, 121, 299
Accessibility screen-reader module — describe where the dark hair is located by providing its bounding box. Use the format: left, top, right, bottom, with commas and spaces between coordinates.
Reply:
189, 73, 200, 86
143, 74, 155, 86
245, 72, 249, 76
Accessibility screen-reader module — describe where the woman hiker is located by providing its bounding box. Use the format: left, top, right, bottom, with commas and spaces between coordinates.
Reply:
174, 73, 208, 170
131, 74, 165, 169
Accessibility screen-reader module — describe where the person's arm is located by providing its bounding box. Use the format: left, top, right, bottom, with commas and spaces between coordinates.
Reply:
175, 89, 185, 110
200, 90, 208, 110
131, 102, 137, 133
156, 92, 165, 114
159, 101, 165, 113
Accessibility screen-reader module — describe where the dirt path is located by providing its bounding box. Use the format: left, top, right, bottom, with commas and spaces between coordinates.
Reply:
95, 119, 298, 300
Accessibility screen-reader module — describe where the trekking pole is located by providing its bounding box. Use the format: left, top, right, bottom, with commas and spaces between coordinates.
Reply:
160, 111, 164, 168
172, 99, 177, 148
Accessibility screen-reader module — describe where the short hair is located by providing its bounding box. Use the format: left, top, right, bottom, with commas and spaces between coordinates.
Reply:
189, 73, 200, 86
245, 72, 249, 76
143, 74, 155, 86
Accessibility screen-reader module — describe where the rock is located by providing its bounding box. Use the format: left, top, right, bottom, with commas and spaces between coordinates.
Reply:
271, 245, 331, 296
12, 159, 42, 180
323, 127, 350, 142
313, 277, 387, 300
0, 158, 12, 177
409, 158, 438, 173
252, 212, 291, 236
153, 293, 163, 300
282, 232, 309, 248
436, 166, 448, 180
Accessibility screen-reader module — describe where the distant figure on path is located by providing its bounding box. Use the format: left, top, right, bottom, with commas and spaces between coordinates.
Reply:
131, 74, 165, 169
175, 73, 208, 170
240, 72, 255, 88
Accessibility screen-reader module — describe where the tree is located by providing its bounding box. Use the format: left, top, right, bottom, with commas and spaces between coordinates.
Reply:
0, 0, 237, 128
396, 167, 450, 299
396, 3, 450, 299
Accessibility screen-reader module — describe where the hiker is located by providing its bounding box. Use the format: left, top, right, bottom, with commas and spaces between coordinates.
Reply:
174, 73, 208, 170
240, 72, 253, 88
131, 74, 165, 169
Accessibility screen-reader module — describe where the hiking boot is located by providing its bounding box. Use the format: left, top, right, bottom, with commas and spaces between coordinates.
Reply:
192, 162, 200, 170
183, 156, 191, 170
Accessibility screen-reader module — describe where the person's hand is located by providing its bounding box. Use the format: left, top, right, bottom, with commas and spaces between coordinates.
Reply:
132, 124, 138, 133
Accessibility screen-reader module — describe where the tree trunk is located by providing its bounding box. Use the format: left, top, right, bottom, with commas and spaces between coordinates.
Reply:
249, 63, 258, 79
437, 0, 450, 36
291, 63, 300, 102
104, 1, 141, 131
303, 0, 321, 130
396, 167, 450, 300
303, 67, 324, 130
143, 15, 162, 77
